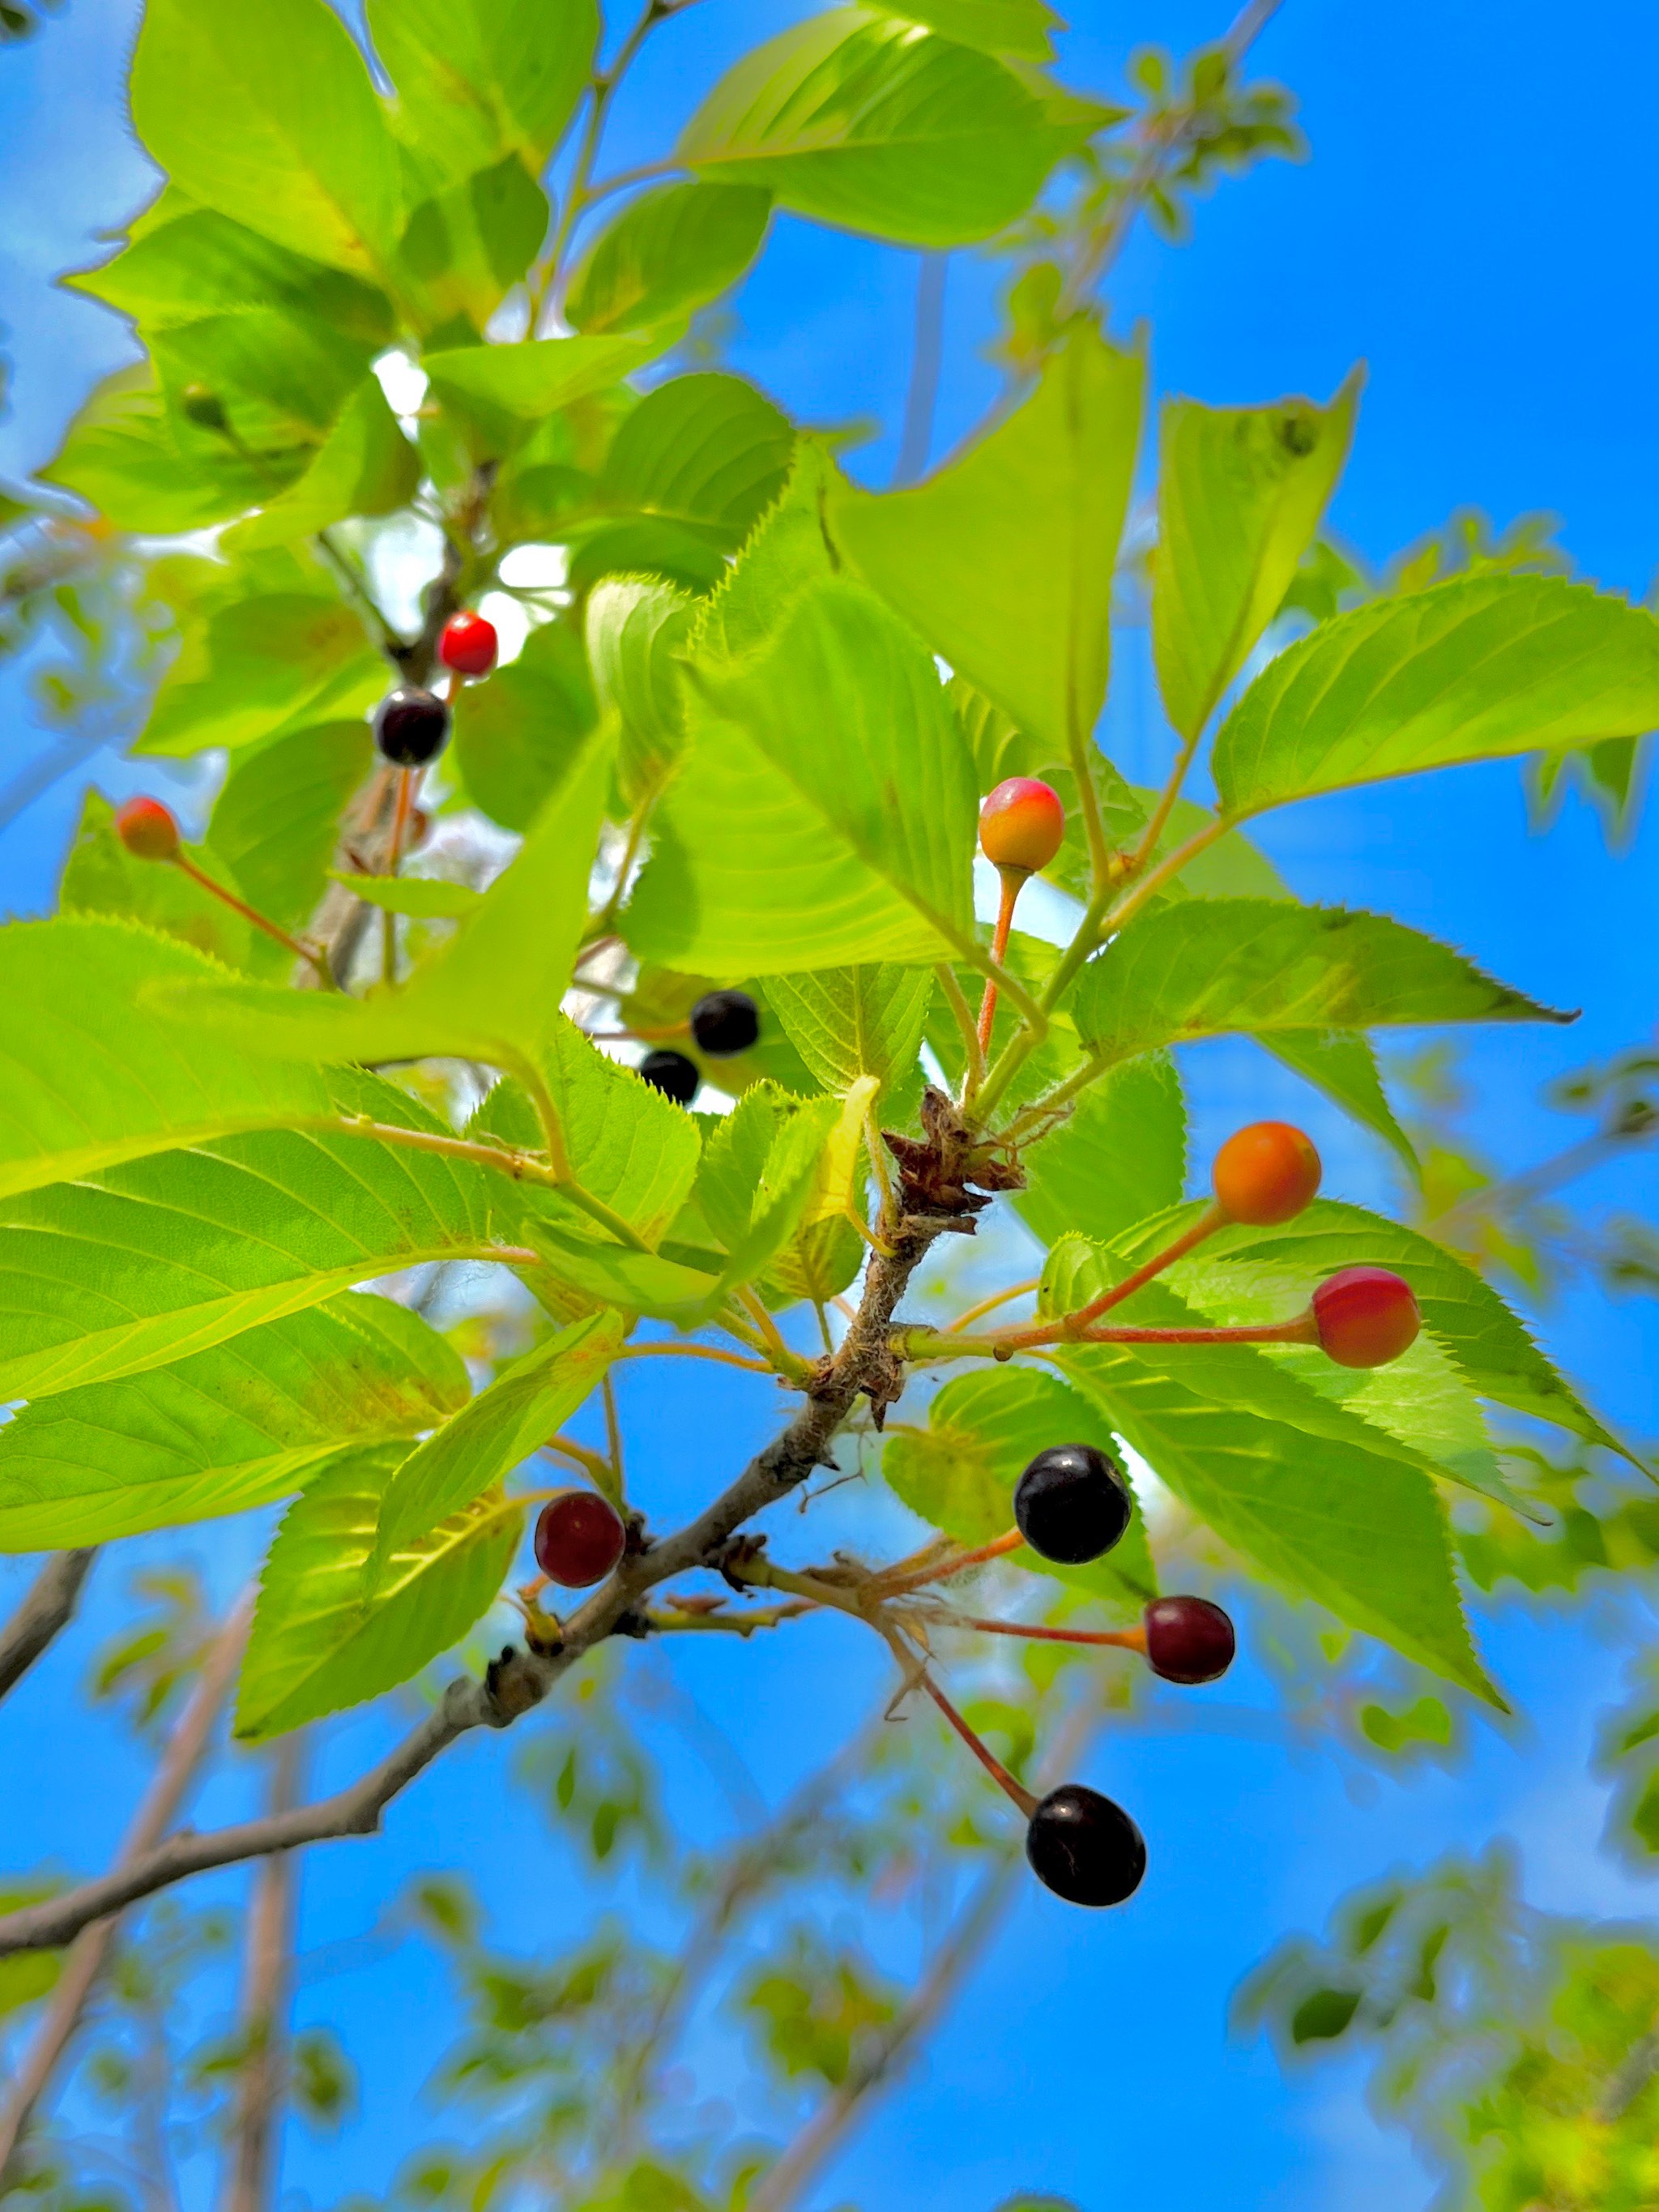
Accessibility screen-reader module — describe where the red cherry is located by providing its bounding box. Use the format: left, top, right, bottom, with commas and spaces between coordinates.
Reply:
114, 795, 181, 862
1212, 1121, 1322, 1226
533, 1490, 625, 1587
1311, 1266, 1420, 1369
438, 610, 498, 678
979, 777, 1064, 873
1143, 1595, 1235, 1684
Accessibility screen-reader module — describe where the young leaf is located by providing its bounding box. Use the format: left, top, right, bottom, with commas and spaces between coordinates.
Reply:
424, 335, 661, 456
225, 377, 419, 548
391, 154, 552, 340
1016, 1053, 1186, 1249
511, 1017, 705, 1246
1151, 374, 1360, 741
876, 0, 1064, 62
0, 1075, 539, 1403
765, 1076, 876, 1307
367, 0, 598, 186
1068, 899, 1571, 1063
628, 579, 978, 973
679, 10, 1105, 248
766, 965, 933, 1107
881, 1366, 1156, 1603
586, 579, 696, 806
372, 1311, 622, 1561
236, 1445, 521, 1739
1213, 574, 1659, 820
829, 328, 1143, 771
130, 0, 403, 278
598, 373, 796, 544
328, 873, 484, 919
207, 720, 374, 929
0, 920, 329, 1204
565, 182, 774, 335
0, 1295, 467, 1551
688, 440, 838, 666
450, 614, 597, 834
136, 587, 385, 758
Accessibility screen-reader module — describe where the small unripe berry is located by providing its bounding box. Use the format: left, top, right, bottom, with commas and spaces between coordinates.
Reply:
1212, 1121, 1321, 1226
1311, 1266, 1420, 1369
1144, 1595, 1235, 1685
114, 796, 181, 862
1026, 1783, 1146, 1907
979, 777, 1064, 874
639, 1048, 699, 1106
181, 382, 228, 433
374, 687, 450, 767
534, 1490, 626, 1587
1013, 1443, 1132, 1565
438, 610, 498, 678
690, 989, 760, 1057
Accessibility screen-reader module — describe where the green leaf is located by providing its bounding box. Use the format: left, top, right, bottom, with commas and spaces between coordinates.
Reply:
565, 182, 773, 335
598, 373, 796, 542
163, 723, 615, 1070
0, 1295, 467, 1550
1151, 374, 1360, 741
586, 579, 695, 807
391, 155, 552, 341
689, 440, 838, 666
875, 0, 1063, 60
130, 0, 403, 277
1213, 575, 1659, 821
450, 615, 597, 833
1068, 899, 1571, 1062
1259, 1028, 1419, 1177
0, 1075, 537, 1403
882, 1366, 1156, 1604
207, 720, 373, 931
1044, 1243, 1494, 1699
137, 587, 384, 759
235, 1445, 520, 1738
61, 790, 269, 976
1016, 1053, 1185, 1249
1162, 1198, 1626, 1460
762, 1078, 874, 1307
373, 1311, 622, 1561
629, 579, 978, 973
829, 328, 1142, 767
0, 920, 329, 1204
225, 378, 419, 549
327, 873, 484, 919
680, 7, 1104, 248
424, 336, 660, 458
367, 0, 597, 186
37, 365, 288, 535
766, 965, 933, 1108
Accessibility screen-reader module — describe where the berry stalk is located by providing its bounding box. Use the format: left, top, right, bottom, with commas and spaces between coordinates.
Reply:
975, 866, 1025, 1057
173, 855, 335, 987
914, 1665, 1038, 1818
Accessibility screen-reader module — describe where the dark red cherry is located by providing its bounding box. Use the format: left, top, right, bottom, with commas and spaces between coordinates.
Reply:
1143, 1595, 1235, 1685
1013, 1443, 1131, 1565
374, 687, 450, 767
534, 1491, 625, 1588
689, 989, 760, 1057
1026, 1783, 1146, 1907
639, 1048, 699, 1106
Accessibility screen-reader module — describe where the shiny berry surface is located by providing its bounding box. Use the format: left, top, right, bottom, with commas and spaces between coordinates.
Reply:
533, 1491, 625, 1588
1311, 1266, 1421, 1369
373, 687, 450, 767
1144, 1595, 1235, 1684
1212, 1121, 1321, 1226
1013, 1443, 1132, 1565
690, 989, 761, 1057
438, 610, 498, 678
638, 1048, 700, 1106
114, 795, 181, 862
979, 777, 1065, 873
1026, 1783, 1146, 1907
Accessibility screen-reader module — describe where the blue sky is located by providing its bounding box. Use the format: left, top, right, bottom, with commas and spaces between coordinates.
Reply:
4, 2, 1659, 2206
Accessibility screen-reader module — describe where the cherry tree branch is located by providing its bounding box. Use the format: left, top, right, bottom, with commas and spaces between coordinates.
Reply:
0, 1549, 96, 1706
0, 1215, 953, 1962
222, 1735, 306, 2212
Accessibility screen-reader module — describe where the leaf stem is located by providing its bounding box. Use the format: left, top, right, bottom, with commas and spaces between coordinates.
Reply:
935, 962, 986, 1095
611, 1341, 774, 1375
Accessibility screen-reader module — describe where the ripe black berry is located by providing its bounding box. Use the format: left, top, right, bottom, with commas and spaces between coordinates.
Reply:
534, 1491, 625, 1588
689, 989, 760, 1057
638, 1048, 699, 1106
1026, 1783, 1146, 1907
374, 687, 450, 767
1143, 1595, 1235, 1685
1013, 1443, 1131, 1565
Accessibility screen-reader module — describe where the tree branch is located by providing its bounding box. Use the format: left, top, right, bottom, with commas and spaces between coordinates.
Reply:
222, 1735, 305, 2212
0, 1549, 96, 1706
0, 1592, 254, 2176
0, 1216, 953, 1962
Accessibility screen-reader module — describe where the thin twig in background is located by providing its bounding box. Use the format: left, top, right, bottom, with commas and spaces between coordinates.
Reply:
0, 1550, 96, 1706
222, 1733, 306, 2212
894, 254, 949, 486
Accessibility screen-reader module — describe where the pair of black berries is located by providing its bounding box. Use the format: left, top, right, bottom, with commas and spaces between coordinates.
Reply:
638, 990, 761, 1104
1013, 1443, 1235, 1908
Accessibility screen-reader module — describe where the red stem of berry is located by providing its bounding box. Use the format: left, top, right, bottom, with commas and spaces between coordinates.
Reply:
382, 768, 415, 984
947, 1616, 1149, 1654
975, 867, 1025, 1057
995, 1202, 1228, 1352
880, 1527, 1024, 1595
173, 855, 334, 989
915, 1668, 1038, 1818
